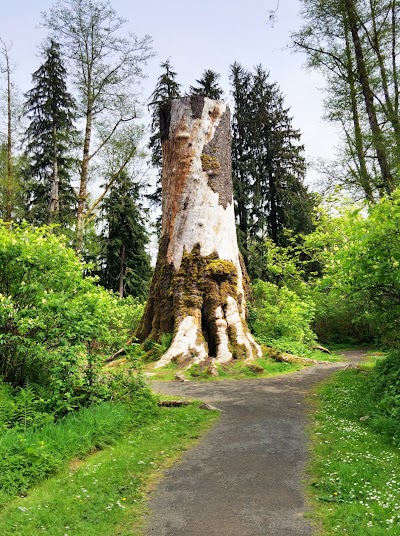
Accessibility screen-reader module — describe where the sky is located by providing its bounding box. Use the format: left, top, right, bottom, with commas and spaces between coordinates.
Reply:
0, 0, 340, 186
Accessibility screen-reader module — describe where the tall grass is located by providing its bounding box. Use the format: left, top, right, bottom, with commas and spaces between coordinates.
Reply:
0, 392, 157, 505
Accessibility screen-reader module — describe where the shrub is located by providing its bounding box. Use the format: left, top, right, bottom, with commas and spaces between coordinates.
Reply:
250, 280, 316, 347
0, 221, 144, 414
368, 351, 400, 440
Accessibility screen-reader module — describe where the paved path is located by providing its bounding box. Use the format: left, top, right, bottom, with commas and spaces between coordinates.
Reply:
145, 351, 366, 536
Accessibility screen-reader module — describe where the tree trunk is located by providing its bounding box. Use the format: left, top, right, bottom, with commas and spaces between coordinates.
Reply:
75, 90, 93, 250
49, 126, 59, 220
136, 96, 261, 368
343, 13, 374, 202
118, 243, 125, 298
1, 40, 13, 222
344, 0, 394, 193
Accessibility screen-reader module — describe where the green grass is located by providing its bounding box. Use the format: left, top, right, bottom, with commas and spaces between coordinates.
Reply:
307, 367, 400, 535
143, 347, 342, 382
0, 403, 219, 535
0, 392, 157, 506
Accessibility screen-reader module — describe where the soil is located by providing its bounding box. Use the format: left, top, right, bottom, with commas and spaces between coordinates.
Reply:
145, 350, 368, 536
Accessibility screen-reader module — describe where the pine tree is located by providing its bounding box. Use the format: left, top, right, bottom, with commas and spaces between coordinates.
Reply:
190, 69, 224, 100
148, 59, 181, 212
100, 170, 152, 300
231, 63, 315, 278
23, 40, 77, 225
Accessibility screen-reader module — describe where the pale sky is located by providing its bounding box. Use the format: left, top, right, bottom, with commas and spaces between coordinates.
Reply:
1, 0, 339, 185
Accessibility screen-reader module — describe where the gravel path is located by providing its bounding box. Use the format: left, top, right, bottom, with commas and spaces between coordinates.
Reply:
145, 350, 367, 536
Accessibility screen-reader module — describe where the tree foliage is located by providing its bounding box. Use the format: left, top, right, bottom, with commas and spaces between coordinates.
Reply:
23, 40, 77, 226
190, 69, 224, 100
0, 222, 144, 406
100, 169, 152, 300
230, 63, 315, 277
293, 0, 400, 200
43, 0, 153, 247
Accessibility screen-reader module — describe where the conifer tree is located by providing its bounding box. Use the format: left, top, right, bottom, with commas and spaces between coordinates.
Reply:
100, 170, 151, 300
23, 40, 77, 225
148, 59, 181, 211
231, 63, 315, 278
190, 69, 224, 100
230, 62, 253, 265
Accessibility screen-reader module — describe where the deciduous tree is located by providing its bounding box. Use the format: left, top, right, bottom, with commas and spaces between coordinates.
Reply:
43, 0, 153, 247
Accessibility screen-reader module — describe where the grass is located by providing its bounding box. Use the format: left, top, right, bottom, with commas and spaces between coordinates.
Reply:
0, 403, 219, 535
0, 392, 157, 506
307, 362, 400, 535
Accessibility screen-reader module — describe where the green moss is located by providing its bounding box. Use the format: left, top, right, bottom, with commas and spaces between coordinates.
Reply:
139, 242, 253, 364
201, 153, 220, 173
232, 344, 247, 360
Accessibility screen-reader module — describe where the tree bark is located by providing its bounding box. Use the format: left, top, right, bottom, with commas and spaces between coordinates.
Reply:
344, 0, 394, 193
118, 243, 125, 298
343, 12, 374, 202
136, 96, 261, 368
49, 126, 59, 220
0, 39, 13, 222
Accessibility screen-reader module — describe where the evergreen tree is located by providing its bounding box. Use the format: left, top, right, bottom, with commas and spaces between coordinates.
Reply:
100, 170, 152, 300
230, 62, 253, 266
148, 59, 181, 212
23, 40, 77, 225
190, 69, 224, 100
231, 63, 315, 278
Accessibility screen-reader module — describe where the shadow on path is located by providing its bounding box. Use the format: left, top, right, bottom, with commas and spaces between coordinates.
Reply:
145, 350, 367, 536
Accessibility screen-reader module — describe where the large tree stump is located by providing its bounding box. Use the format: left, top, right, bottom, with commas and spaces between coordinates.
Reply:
136, 96, 261, 367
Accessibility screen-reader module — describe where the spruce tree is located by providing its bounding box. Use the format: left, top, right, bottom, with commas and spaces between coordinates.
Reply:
231, 63, 315, 278
23, 40, 77, 225
230, 62, 253, 266
190, 69, 224, 100
148, 59, 181, 213
100, 170, 152, 300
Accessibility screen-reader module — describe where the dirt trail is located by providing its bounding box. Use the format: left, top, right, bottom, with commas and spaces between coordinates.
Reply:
145, 350, 367, 536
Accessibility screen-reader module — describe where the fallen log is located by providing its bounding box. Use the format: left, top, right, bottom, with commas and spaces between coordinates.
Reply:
104, 338, 133, 363
274, 352, 331, 365
312, 344, 332, 355
157, 400, 190, 407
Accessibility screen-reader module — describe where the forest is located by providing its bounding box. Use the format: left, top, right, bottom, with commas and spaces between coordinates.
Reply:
1, 0, 400, 534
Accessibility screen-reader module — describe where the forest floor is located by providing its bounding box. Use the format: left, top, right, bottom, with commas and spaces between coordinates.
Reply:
146, 349, 368, 536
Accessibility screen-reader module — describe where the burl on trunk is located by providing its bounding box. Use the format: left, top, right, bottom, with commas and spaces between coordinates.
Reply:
136, 96, 261, 367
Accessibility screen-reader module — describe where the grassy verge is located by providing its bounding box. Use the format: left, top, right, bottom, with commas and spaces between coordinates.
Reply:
0, 391, 156, 507
144, 348, 341, 382
307, 366, 400, 535
0, 403, 219, 535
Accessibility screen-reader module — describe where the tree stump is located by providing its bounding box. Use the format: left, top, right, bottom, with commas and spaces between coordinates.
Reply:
136, 96, 261, 367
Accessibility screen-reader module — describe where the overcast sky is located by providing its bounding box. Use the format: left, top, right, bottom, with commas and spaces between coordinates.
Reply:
1, 0, 339, 185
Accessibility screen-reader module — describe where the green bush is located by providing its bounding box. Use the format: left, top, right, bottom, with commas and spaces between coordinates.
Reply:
368, 351, 400, 441
0, 221, 144, 414
250, 279, 316, 347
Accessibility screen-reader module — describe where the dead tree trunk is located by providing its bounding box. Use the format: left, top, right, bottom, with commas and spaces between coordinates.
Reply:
136, 96, 261, 368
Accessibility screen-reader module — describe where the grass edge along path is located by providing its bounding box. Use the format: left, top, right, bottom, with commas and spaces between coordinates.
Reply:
0, 403, 219, 536
306, 367, 400, 535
